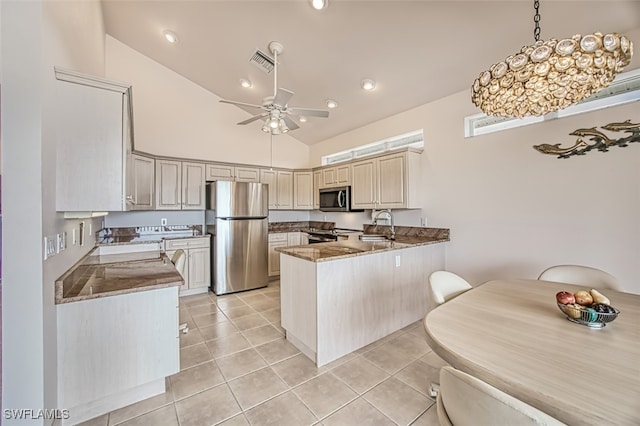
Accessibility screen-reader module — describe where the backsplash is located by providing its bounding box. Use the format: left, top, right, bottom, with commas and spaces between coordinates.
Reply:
104, 210, 205, 228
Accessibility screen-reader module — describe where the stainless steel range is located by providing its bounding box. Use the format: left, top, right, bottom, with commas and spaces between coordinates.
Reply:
306, 229, 338, 244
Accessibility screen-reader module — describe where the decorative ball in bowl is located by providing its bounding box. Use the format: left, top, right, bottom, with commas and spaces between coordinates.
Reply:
555, 289, 620, 328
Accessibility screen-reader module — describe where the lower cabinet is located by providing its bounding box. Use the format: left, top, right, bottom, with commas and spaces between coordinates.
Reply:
269, 232, 307, 277
165, 237, 211, 295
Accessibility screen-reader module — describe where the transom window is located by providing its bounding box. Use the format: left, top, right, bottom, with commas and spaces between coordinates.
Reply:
322, 129, 424, 165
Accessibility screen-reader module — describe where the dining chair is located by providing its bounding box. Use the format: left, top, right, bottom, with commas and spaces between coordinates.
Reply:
425, 270, 473, 397
429, 270, 473, 308
538, 264, 623, 291
171, 249, 189, 334
437, 366, 566, 426
171, 249, 187, 278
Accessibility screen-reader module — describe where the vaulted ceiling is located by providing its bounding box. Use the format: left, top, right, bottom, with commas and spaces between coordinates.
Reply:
101, 0, 640, 145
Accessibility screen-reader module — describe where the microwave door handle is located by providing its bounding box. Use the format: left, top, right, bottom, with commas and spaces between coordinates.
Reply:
338, 190, 345, 208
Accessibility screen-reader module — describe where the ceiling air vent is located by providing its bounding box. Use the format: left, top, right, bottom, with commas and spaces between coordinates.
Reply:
249, 49, 275, 74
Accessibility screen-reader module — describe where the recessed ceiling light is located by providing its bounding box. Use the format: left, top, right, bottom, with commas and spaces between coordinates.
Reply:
311, 0, 328, 10
240, 79, 252, 88
163, 30, 178, 44
326, 99, 338, 109
361, 79, 376, 91
299, 116, 307, 123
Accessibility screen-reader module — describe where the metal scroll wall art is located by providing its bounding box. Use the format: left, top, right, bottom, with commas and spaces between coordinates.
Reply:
533, 119, 640, 159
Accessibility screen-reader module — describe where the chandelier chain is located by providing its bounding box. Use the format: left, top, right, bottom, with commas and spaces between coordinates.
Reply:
533, 0, 541, 42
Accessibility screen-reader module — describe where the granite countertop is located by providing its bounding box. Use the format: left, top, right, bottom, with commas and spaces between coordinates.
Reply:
268, 221, 336, 234
275, 235, 448, 263
55, 248, 183, 304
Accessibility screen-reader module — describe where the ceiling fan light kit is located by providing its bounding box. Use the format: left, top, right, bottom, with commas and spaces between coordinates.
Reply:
471, 0, 633, 118
220, 41, 329, 135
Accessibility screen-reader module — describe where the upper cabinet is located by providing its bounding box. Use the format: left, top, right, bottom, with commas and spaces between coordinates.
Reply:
293, 171, 314, 210
260, 169, 293, 210
129, 154, 155, 210
156, 160, 205, 210
206, 164, 234, 182
55, 68, 141, 212
313, 170, 322, 210
351, 150, 422, 210
320, 164, 350, 188
206, 163, 260, 183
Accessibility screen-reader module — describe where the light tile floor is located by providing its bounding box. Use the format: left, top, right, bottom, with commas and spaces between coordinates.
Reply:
80, 281, 445, 426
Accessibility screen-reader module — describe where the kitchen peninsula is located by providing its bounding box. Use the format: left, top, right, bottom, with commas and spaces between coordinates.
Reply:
55, 246, 183, 424
277, 226, 449, 367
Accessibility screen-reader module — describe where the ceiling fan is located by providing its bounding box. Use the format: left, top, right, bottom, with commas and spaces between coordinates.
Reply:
220, 41, 329, 135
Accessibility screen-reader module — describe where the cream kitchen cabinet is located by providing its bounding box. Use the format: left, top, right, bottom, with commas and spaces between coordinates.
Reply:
260, 169, 293, 210
313, 170, 321, 210
128, 154, 155, 210
268, 233, 288, 277
320, 164, 351, 188
268, 232, 308, 277
156, 160, 206, 210
351, 150, 422, 210
164, 237, 210, 295
206, 164, 235, 181
206, 163, 260, 183
293, 171, 314, 210
55, 68, 140, 212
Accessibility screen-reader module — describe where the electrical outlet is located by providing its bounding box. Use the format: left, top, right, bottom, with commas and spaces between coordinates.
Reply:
395, 255, 401, 268
79, 221, 85, 246
44, 236, 57, 260
161, 218, 168, 226
421, 217, 428, 227
57, 232, 67, 253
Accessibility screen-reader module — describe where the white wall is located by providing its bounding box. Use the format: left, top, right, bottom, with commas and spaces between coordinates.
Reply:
2, 0, 106, 422
105, 36, 310, 169
310, 61, 640, 293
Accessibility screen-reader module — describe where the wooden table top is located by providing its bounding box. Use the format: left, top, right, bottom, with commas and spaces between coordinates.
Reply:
423, 279, 640, 426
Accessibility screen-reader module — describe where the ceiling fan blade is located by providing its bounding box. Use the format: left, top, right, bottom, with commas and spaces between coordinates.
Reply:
237, 113, 268, 125
220, 99, 263, 109
288, 107, 329, 118
282, 116, 300, 131
273, 88, 294, 107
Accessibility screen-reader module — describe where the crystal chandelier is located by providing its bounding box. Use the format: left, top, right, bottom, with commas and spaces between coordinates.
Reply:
471, 0, 633, 118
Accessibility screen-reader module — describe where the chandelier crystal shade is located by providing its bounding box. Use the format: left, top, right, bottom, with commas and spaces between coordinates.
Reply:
471, 2, 633, 118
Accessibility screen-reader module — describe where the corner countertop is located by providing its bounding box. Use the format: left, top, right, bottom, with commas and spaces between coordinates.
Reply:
55, 247, 183, 304
275, 235, 448, 263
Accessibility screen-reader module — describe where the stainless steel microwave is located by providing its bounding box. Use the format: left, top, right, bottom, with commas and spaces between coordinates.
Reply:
319, 186, 362, 212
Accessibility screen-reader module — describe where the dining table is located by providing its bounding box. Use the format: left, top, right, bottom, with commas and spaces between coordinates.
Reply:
423, 279, 640, 426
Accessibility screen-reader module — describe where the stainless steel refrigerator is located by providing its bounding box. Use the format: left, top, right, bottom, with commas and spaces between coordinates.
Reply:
206, 181, 268, 295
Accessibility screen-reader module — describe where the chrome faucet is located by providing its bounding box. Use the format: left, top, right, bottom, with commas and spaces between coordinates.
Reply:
372, 209, 395, 240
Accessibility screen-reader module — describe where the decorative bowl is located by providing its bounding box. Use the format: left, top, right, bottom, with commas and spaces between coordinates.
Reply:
557, 302, 620, 328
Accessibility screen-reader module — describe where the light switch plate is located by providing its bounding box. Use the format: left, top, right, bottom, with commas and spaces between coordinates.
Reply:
57, 232, 67, 253
44, 236, 56, 260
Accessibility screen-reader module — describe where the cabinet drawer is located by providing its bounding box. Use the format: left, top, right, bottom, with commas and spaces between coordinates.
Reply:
268, 233, 288, 242
164, 237, 210, 251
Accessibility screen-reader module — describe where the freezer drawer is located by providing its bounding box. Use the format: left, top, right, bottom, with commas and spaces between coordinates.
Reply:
214, 218, 268, 295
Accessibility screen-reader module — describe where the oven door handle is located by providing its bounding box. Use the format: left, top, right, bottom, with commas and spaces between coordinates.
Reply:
338, 190, 345, 208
